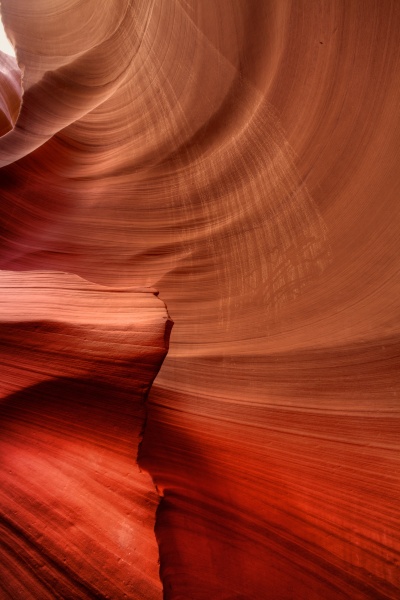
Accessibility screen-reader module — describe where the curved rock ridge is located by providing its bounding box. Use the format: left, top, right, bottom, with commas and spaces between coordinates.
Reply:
0, 271, 172, 599
0, 1, 399, 599
0, 52, 21, 136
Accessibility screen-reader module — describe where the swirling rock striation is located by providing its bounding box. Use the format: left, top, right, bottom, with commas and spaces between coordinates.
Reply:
0, 1, 399, 599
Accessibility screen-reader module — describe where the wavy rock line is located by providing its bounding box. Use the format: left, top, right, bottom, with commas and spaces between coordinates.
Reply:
0, 1, 399, 599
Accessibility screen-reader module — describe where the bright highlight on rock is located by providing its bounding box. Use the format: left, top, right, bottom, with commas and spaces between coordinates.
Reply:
0, 14, 14, 57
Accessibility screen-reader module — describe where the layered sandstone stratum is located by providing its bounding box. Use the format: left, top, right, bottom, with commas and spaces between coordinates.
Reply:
0, 1, 399, 599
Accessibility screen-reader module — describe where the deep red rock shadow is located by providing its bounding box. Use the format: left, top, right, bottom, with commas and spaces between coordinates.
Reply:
0, 377, 163, 600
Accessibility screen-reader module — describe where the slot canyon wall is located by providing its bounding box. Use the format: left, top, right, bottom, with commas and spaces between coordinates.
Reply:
0, 1, 399, 599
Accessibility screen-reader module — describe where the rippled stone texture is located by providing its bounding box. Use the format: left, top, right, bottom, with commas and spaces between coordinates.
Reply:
0, 1, 399, 599
0, 271, 171, 599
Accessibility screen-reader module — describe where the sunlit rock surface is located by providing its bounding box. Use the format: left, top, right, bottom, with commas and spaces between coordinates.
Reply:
0, 1, 399, 599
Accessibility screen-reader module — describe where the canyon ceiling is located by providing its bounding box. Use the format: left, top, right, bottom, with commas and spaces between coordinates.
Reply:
0, 1, 399, 599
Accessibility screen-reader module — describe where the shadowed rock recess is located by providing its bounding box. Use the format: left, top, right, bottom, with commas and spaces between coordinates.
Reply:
0, 1, 400, 599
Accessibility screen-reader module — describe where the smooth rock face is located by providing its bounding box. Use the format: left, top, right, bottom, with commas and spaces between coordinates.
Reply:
0, 271, 171, 599
0, 1, 400, 599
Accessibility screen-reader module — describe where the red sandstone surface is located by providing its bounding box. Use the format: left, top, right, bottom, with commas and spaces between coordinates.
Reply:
0, 1, 399, 599
0, 271, 171, 598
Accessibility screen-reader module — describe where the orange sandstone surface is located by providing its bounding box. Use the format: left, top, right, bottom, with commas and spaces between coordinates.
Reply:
0, 1, 399, 599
